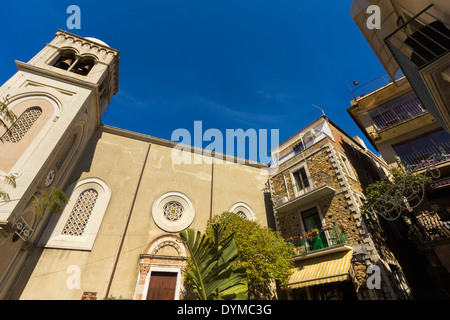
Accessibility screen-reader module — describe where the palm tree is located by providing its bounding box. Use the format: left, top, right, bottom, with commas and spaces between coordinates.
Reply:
179, 223, 248, 300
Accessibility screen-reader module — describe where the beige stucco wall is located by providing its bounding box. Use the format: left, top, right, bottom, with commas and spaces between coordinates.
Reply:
17, 127, 269, 300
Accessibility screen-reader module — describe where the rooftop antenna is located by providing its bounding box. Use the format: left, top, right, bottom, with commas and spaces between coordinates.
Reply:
312, 104, 326, 117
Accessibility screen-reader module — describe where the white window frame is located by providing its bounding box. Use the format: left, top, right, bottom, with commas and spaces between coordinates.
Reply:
39, 177, 111, 251
151, 191, 195, 233
229, 202, 256, 221
289, 162, 313, 197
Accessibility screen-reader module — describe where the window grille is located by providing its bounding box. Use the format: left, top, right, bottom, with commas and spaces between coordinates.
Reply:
2, 107, 42, 143
61, 189, 98, 236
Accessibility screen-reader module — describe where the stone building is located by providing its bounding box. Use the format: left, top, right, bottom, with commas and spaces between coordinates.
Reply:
268, 116, 412, 299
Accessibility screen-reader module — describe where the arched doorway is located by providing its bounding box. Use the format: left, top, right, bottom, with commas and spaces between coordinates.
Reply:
134, 235, 188, 300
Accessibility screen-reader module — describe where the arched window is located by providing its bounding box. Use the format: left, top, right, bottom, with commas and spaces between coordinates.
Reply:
2, 107, 42, 143
61, 188, 99, 236
40, 177, 111, 251
52, 50, 96, 76
229, 202, 256, 221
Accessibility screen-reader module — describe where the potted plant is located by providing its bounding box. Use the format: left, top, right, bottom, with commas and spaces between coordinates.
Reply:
305, 228, 319, 242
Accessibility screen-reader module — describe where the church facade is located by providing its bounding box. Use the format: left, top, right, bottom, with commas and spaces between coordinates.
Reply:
0, 30, 270, 300
0, 30, 413, 300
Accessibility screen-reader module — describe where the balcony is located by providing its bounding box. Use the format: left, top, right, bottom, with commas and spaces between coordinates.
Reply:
384, 4, 450, 132
370, 96, 427, 132
398, 144, 450, 172
272, 170, 336, 213
285, 225, 350, 256
273, 130, 330, 168
409, 212, 450, 245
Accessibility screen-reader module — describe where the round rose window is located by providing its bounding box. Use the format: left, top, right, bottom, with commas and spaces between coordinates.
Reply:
163, 201, 184, 221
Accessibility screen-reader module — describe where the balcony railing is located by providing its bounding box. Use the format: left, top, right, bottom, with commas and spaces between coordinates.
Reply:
370, 97, 427, 132
385, 5, 450, 70
285, 225, 349, 255
399, 145, 450, 171
351, 74, 392, 99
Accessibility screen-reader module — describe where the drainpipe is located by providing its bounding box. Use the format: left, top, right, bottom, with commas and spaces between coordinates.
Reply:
104, 143, 151, 299
209, 159, 214, 220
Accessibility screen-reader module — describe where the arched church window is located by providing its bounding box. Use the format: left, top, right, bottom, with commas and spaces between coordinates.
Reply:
40, 177, 111, 251
61, 188, 99, 237
229, 202, 256, 221
1, 107, 42, 143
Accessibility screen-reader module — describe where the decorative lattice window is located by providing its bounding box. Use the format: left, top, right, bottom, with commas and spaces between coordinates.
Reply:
61, 189, 98, 236
56, 134, 77, 169
163, 201, 184, 221
3, 107, 42, 143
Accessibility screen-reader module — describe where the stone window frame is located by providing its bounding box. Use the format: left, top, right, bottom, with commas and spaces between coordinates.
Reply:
229, 202, 256, 221
39, 177, 111, 251
288, 161, 313, 198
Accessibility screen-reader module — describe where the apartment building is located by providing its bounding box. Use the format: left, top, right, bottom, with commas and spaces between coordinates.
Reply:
348, 0, 450, 299
268, 116, 411, 300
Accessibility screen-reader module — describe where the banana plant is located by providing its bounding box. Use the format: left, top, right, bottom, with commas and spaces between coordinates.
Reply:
179, 223, 248, 300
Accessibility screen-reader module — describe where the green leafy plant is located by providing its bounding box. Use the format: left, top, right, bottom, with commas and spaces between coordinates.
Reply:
179, 223, 248, 300
32, 187, 69, 219
361, 167, 432, 221
0, 95, 17, 143
207, 212, 294, 299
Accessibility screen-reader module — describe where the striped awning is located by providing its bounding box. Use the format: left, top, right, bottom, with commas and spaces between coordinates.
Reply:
288, 249, 353, 289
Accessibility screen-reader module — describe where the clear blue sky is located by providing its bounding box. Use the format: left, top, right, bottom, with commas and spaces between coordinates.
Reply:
0, 0, 386, 160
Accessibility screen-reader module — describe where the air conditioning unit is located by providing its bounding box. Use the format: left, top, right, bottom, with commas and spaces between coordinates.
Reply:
305, 129, 316, 137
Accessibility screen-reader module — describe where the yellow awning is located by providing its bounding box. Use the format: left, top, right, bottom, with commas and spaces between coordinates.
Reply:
288, 249, 353, 289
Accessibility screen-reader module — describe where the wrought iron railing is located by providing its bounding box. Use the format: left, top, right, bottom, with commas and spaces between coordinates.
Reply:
285, 225, 349, 254
370, 97, 427, 132
399, 145, 450, 171
385, 4, 450, 70
351, 74, 392, 99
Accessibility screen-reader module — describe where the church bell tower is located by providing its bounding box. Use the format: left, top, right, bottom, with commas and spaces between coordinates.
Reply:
0, 30, 119, 296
